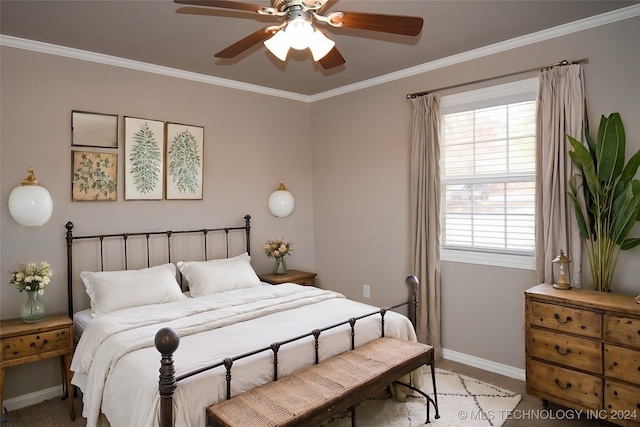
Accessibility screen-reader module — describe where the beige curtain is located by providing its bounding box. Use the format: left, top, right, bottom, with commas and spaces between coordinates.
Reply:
535, 64, 585, 287
410, 94, 441, 357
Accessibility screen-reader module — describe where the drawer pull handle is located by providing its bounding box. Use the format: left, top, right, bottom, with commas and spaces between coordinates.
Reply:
554, 344, 572, 355
554, 378, 572, 390
30, 339, 48, 349
553, 313, 572, 324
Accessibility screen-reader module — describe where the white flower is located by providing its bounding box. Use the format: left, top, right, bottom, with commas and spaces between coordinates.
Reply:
10, 261, 53, 293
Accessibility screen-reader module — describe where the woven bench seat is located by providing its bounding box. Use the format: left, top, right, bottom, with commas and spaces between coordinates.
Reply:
207, 337, 438, 427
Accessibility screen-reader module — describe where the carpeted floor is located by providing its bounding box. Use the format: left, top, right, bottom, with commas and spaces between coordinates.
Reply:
2, 359, 618, 426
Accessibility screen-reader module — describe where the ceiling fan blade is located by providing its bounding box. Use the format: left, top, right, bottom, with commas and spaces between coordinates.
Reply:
215, 27, 278, 58
174, 0, 269, 13
319, 46, 345, 69
335, 11, 423, 36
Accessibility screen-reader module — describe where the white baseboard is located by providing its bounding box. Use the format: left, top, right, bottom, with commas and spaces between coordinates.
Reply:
442, 347, 526, 381
3, 384, 64, 411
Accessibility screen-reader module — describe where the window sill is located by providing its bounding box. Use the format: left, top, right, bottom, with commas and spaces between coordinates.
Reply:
441, 248, 535, 270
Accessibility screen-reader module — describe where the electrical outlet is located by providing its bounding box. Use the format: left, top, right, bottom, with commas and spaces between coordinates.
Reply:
363, 284, 370, 299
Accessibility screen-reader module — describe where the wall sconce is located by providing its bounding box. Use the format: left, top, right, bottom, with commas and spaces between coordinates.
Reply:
268, 181, 294, 218
552, 249, 571, 290
8, 168, 53, 226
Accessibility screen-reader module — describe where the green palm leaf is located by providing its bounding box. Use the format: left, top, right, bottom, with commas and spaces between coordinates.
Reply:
568, 113, 640, 291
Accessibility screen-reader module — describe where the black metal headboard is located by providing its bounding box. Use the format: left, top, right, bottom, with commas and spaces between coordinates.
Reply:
65, 215, 251, 318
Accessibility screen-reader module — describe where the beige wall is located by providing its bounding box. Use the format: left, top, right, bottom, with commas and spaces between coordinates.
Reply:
2, 14, 640, 402
0, 48, 316, 398
311, 15, 640, 372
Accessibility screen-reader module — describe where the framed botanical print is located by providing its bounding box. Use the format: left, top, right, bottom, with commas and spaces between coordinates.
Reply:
72, 151, 118, 201
71, 111, 118, 148
165, 122, 204, 200
124, 117, 165, 200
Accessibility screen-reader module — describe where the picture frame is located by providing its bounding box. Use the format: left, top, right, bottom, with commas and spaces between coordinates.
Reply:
124, 116, 165, 200
72, 151, 118, 201
71, 111, 118, 148
165, 122, 204, 200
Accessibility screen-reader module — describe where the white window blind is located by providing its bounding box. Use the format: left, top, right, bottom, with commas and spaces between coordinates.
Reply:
440, 79, 539, 268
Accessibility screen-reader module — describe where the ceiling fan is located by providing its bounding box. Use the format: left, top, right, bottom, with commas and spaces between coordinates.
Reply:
174, 0, 424, 69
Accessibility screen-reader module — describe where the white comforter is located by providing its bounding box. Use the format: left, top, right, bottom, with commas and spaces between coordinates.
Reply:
71, 284, 417, 427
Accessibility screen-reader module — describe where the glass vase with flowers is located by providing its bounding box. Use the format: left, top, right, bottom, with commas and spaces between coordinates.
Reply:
264, 238, 293, 275
10, 261, 52, 323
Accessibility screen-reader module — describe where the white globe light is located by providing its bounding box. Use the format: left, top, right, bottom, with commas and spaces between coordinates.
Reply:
268, 182, 295, 218
8, 169, 53, 226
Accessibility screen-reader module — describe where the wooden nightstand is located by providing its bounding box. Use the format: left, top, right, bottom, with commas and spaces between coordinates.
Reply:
0, 313, 75, 421
259, 270, 317, 286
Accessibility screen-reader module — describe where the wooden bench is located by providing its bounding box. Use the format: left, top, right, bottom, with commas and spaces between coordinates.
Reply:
206, 337, 440, 427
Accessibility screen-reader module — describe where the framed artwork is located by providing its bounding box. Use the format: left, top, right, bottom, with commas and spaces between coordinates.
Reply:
71, 111, 118, 148
72, 151, 118, 201
165, 122, 204, 200
124, 117, 165, 200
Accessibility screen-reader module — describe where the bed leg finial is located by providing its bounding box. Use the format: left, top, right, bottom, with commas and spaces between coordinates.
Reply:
156, 328, 180, 427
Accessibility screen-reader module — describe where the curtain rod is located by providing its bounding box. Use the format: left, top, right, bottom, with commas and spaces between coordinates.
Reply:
406, 58, 588, 99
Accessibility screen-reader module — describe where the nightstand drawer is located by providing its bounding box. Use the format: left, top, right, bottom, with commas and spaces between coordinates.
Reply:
530, 329, 602, 374
530, 301, 602, 338
2, 327, 72, 361
295, 277, 315, 286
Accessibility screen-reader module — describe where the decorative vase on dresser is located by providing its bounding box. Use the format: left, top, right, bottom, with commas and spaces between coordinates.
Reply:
525, 284, 640, 426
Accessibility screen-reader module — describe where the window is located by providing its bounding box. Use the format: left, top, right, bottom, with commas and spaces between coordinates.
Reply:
440, 78, 538, 269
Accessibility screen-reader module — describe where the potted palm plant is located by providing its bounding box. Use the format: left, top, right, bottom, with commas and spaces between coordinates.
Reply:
567, 112, 640, 292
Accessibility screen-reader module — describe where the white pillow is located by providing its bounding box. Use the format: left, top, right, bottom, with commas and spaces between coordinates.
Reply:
177, 253, 260, 297
80, 263, 185, 316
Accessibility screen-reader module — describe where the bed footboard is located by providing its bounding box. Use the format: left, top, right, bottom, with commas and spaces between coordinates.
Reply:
154, 275, 420, 427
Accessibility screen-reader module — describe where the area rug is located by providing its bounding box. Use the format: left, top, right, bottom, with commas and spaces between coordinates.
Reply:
323, 368, 522, 427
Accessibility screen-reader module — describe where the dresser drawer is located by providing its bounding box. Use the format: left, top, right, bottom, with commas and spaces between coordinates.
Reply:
530, 301, 602, 338
605, 380, 640, 425
530, 329, 602, 374
605, 345, 640, 385
527, 359, 603, 409
2, 327, 72, 361
605, 315, 640, 349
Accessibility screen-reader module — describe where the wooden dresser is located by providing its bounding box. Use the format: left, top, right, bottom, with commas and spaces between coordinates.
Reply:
525, 284, 640, 426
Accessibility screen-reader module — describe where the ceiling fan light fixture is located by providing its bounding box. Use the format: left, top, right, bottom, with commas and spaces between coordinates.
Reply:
309, 29, 335, 61
264, 30, 290, 61
285, 17, 314, 50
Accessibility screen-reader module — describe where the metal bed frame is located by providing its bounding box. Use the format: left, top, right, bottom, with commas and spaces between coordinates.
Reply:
64, 215, 438, 426
155, 276, 439, 427
65, 214, 251, 318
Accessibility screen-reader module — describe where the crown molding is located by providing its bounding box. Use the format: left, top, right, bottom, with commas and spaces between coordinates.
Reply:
2, 4, 639, 103
0, 35, 310, 103
309, 3, 640, 102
